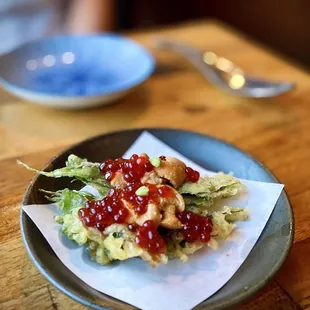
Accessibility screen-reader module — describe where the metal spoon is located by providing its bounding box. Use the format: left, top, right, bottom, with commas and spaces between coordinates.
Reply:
153, 37, 295, 98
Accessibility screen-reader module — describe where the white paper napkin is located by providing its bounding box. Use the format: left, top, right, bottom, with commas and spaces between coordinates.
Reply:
23, 131, 284, 310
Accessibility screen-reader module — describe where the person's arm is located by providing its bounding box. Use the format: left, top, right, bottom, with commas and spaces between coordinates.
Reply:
67, 0, 116, 33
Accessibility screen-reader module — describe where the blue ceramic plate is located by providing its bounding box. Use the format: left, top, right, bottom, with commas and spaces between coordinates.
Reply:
20, 128, 294, 310
0, 34, 154, 109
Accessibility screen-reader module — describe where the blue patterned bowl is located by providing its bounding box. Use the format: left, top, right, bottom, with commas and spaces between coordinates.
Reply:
0, 34, 154, 109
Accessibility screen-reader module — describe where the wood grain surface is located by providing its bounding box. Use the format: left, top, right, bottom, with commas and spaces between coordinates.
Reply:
0, 20, 309, 310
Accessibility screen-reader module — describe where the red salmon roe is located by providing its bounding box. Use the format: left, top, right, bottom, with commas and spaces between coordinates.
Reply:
128, 223, 137, 232
159, 156, 166, 161
185, 167, 200, 183
121, 183, 157, 215
157, 185, 175, 198
78, 194, 130, 232
177, 211, 213, 243
78, 184, 176, 230
135, 220, 166, 255
99, 154, 154, 183
121, 183, 175, 215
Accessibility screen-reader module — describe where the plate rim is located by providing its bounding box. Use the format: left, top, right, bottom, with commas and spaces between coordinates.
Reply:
20, 127, 295, 309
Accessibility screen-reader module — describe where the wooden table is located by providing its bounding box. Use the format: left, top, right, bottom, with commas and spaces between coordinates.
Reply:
1, 20, 309, 310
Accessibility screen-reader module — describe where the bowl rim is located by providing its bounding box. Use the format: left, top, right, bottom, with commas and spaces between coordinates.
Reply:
20, 127, 295, 310
0, 33, 155, 99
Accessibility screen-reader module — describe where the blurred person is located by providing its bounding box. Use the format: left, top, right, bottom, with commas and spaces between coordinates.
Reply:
0, 0, 116, 54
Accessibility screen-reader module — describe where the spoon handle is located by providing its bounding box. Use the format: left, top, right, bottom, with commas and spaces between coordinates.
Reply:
153, 37, 228, 88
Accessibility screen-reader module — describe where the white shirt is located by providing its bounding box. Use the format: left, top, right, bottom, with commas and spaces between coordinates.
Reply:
0, 0, 67, 54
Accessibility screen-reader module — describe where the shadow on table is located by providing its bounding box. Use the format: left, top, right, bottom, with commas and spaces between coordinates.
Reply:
1, 86, 150, 142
